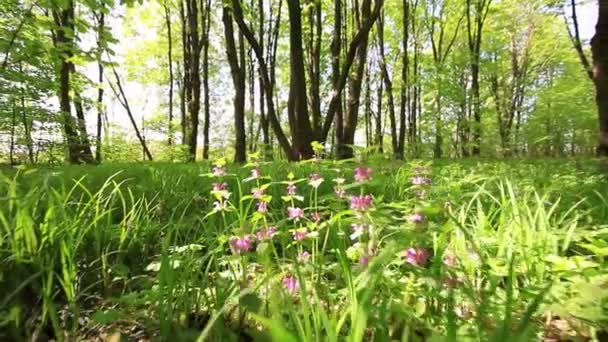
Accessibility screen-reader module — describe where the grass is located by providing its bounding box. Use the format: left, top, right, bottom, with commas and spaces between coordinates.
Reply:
1, 157, 607, 341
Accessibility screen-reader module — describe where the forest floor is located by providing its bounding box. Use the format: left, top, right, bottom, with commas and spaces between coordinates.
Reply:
1, 157, 608, 341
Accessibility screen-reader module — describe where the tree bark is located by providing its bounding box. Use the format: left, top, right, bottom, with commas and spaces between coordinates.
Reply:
399, 0, 409, 159
52, 3, 90, 164
287, 0, 314, 159
222, 5, 247, 163
377, 14, 398, 157
95, 11, 104, 163
202, 0, 211, 159
338, 0, 375, 159
163, 0, 175, 147
592, 1, 608, 156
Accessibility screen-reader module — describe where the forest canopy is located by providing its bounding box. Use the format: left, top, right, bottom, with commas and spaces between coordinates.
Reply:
0, 0, 603, 163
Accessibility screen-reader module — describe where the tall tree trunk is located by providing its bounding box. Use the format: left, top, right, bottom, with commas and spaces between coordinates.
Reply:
592, 1, 608, 156
364, 67, 372, 148
467, 0, 491, 156
163, 0, 175, 146
179, 2, 188, 145
375, 71, 383, 152
73, 93, 94, 161
306, 0, 322, 132
185, 0, 201, 161
377, 14, 398, 157
332, 0, 344, 157
222, 5, 247, 163
259, 0, 270, 159
231, 0, 295, 160
202, 0, 211, 159
19, 63, 34, 163
95, 11, 104, 163
340, 0, 372, 159
53, 3, 87, 164
399, 0, 409, 159
287, 0, 314, 159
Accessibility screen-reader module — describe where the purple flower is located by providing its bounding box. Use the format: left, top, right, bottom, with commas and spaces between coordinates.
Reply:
252, 187, 265, 199
251, 168, 261, 179
257, 201, 268, 214
229, 235, 253, 254
405, 247, 430, 267
350, 195, 372, 212
282, 276, 300, 295
256, 226, 277, 240
286, 183, 297, 196
287, 207, 304, 220
297, 251, 311, 262
308, 173, 324, 188
408, 213, 424, 224
311, 212, 321, 223
292, 228, 308, 241
411, 176, 431, 186
212, 182, 227, 192
213, 166, 226, 177
354, 167, 372, 182
443, 254, 458, 268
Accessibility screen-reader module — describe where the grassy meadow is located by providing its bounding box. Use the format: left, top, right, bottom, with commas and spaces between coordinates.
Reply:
1, 157, 608, 341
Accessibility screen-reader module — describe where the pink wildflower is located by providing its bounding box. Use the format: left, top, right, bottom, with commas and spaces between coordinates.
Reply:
212, 182, 227, 192
405, 247, 430, 267
297, 251, 311, 263
257, 201, 268, 214
256, 226, 277, 240
292, 228, 308, 241
286, 183, 297, 196
350, 195, 372, 212
308, 173, 324, 188
213, 166, 226, 177
311, 212, 321, 223
411, 176, 431, 186
282, 276, 300, 295
287, 207, 304, 220
354, 167, 372, 182
408, 213, 424, 224
229, 235, 253, 255
252, 187, 265, 199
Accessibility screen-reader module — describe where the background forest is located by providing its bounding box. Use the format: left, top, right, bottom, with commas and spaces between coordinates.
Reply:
0, 0, 601, 163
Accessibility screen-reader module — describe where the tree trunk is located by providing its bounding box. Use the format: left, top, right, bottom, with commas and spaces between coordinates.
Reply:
163, 0, 175, 147
259, 0, 270, 159
399, 0, 409, 159
592, 1, 608, 156
287, 0, 314, 159
340, 0, 372, 159
53, 4, 88, 164
378, 14, 398, 157
19, 63, 34, 163
375, 71, 383, 152
185, 0, 201, 161
222, 5, 247, 163
95, 11, 104, 163
332, 0, 344, 157
200, 0, 211, 159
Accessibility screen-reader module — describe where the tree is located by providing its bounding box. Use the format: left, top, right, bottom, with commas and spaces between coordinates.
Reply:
592, 1, 608, 156
222, 3, 247, 163
466, 0, 492, 156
